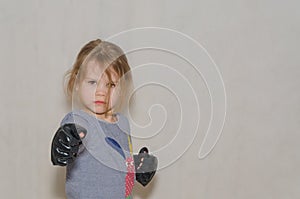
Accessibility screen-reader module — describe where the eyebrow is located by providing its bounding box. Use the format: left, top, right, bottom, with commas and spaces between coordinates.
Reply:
85, 77, 118, 83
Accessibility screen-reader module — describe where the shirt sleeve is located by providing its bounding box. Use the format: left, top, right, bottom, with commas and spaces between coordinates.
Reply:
60, 111, 90, 154
60, 112, 89, 129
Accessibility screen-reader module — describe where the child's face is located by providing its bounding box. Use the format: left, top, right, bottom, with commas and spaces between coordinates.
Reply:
77, 59, 120, 116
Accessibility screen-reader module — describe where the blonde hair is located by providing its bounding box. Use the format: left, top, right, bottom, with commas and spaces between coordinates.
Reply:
64, 39, 133, 114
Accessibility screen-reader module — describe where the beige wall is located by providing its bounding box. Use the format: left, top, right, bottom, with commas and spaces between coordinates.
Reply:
1, 0, 299, 198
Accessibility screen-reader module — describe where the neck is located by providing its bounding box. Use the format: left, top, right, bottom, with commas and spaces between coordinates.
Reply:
97, 113, 117, 122
81, 108, 117, 123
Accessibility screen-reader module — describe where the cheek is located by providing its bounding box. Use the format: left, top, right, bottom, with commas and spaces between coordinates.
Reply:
110, 90, 120, 103
79, 85, 96, 100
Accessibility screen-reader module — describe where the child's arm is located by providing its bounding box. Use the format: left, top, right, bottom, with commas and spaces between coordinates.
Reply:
134, 147, 158, 186
51, 123, 87, 166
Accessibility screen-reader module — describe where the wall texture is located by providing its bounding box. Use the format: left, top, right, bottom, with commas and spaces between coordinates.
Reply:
0, 0, 299, 198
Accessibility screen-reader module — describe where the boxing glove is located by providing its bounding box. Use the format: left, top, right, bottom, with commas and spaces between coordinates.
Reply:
51, 123, 87, 166
134, 147, 158, 186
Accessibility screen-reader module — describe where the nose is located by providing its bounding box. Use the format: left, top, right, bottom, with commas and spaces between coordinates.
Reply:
95, 81, 108, 96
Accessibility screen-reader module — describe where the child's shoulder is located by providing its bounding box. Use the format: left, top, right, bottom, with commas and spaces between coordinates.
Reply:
116, 112, 131, 134
60, 110, 91, 128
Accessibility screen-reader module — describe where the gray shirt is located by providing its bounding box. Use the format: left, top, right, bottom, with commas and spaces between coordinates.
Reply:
60, 110, 135, 199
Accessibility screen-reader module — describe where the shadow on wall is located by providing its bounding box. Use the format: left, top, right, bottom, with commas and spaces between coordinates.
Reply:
133, 175, 158, 199
52, 168, 66, 198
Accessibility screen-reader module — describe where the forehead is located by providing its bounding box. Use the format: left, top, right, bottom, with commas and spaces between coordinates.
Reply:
84, 59, 119, 80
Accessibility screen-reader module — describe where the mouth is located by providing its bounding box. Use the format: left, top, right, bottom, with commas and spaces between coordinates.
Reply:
94, 101, 106, 105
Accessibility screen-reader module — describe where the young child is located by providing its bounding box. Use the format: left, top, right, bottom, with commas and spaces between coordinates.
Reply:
51, 39, 157, 199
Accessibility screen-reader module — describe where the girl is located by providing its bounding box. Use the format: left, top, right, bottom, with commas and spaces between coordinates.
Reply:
51, 39, 157, 199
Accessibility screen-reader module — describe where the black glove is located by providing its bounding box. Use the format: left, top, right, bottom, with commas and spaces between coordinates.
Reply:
51, 123, 87, 166
134, 147, 158, 186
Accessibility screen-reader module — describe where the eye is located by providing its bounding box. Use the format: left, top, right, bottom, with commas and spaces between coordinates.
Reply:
107, 82, 116, 88
88, 80, 97, 85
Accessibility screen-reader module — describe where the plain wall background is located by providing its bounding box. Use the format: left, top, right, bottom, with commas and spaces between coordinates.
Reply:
1, 0, 299, 198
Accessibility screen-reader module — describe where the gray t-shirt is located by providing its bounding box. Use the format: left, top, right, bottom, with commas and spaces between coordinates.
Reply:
60, 110, 135, 199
